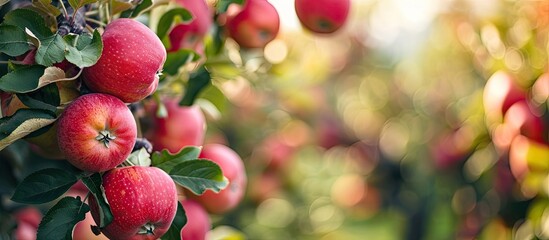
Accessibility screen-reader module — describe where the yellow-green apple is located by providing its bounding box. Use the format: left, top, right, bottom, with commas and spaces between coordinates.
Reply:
225, 0, 280, 48
483, 71, 527, 124
180, 199, 211, 240
57, 93, 137, 172
145, 99, 206, 153
186, 144, 247, 214
295, 0, 350, 34
168, 0, 212, 53
88, 166, 178, 240
83, 18, 167, 103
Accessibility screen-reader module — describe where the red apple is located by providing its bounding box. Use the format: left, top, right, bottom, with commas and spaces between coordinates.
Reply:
13, 207, 42, 240
57, 93, 137, 172
145, 99, 206, 153
430, 127, 474, 170
73, 211, 109, 240
83, 18, 167, 103
168, 0, 213, 53
483, 71, 527, 124
225, 0, 280, 48
89, 166, 178, 240
493, 101, 545, 153
180, 199, 211, 240
295, 0, 350, 34
186, 144, 247, 214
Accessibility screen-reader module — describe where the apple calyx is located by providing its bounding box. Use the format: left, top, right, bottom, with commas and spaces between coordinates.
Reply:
95, 130, 117, 148
137, 222, 156, 235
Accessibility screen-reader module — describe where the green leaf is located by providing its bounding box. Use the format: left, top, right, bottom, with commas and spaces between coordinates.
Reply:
32, 0, 62, 17
16, 83, 60, 113
151, 146, 202, 173
2, 8, 52, 39
198, 84, 227, 115
0, 108, 56, 151
35, 34, 66, 66
81, 173, 113, 228
64, 30, 103, 68
163, 49, 200, 76
0, 25, 30, 56
205, 24, 225, 57
156, 8, 193, 41
180, 66, 211, 106
11, 168, 78, 204
161, 201, 187, 240
216, 0, 243, 13
119, 0, 153, 18
0, 65, 46, 93
127, 148, 152, 167
169, 159, 228, 195
36, 196, 89, 240
67, 0, 97, 12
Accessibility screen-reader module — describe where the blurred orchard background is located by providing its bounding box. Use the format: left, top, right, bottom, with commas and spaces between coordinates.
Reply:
2, 0, 549, 239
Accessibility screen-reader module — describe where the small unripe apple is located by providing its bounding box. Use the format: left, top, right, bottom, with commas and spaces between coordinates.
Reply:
180, 199, 211, 240
89, 166, 178, 240
83, 18, 167, 103
145, 99, 206, 153
186, 144, 247, 214
168, 0, 213, 53
57, 93, 137, 172
295, 0, 350, 34
225, 0, 280, 48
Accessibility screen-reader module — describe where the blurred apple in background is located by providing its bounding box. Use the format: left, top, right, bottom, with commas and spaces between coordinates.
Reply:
509, 135, 549, 181
225, 0, 280, 48
186, 144, 247, 214
294, 0, 350, 34
169, 0, 213, 54
12, 207, 42, 240
145, 99, 206, 153
483, 71, 527, 125
180, 199, 211, 240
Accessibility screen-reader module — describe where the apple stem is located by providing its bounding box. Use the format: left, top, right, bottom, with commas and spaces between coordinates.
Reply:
95, 130, 116, 148
138, 223, 156, 235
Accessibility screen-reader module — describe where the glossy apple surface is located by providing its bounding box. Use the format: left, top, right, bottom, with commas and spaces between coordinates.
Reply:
146, 99, 206, 153
83, 18, 166, 103
186, 144, 247, 214
295, 0, 350, 33
225, 0, 280, 48
57, 93, 137, 172
89, 166, 178, 240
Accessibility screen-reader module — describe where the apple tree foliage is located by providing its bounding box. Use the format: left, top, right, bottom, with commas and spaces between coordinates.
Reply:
0, 0, 244, 238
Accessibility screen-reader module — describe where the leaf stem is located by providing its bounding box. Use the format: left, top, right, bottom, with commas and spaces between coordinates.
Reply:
58, 0, 70, 18
85, 17, 107, 27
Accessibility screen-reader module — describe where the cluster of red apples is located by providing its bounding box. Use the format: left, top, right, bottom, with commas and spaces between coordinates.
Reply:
3, 0, 354, 239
